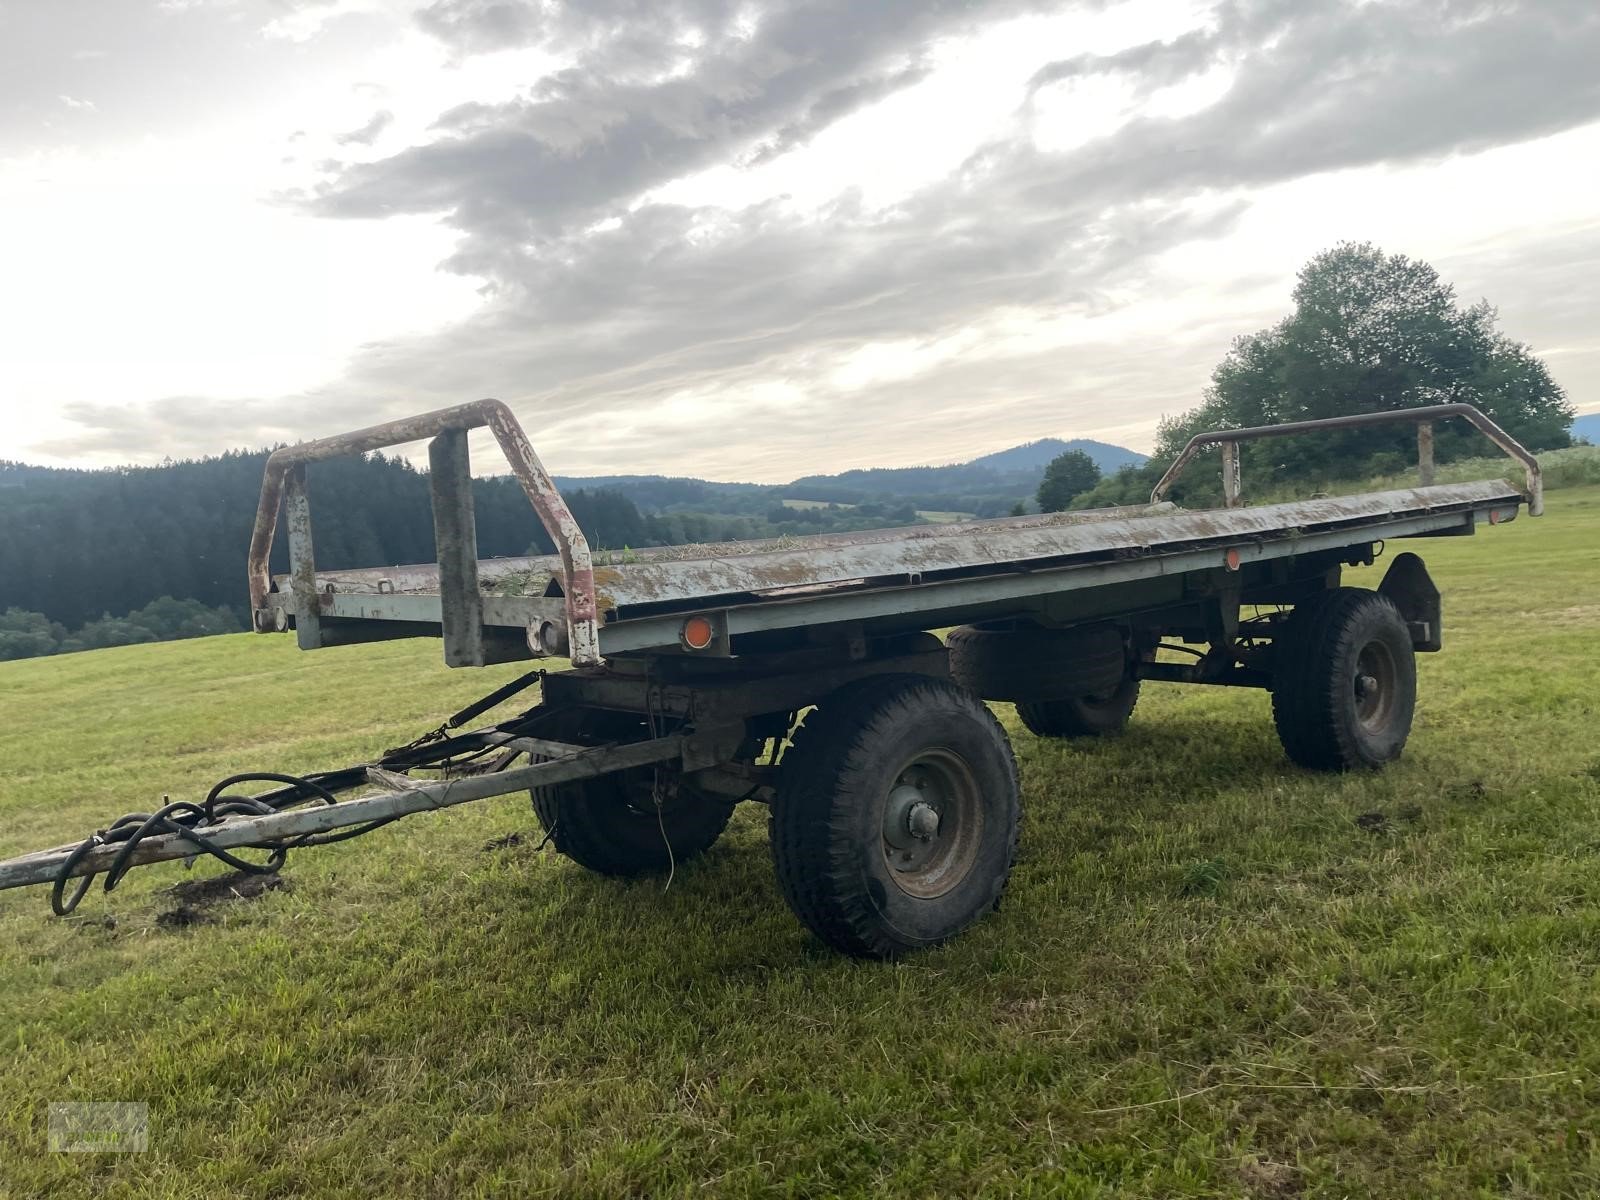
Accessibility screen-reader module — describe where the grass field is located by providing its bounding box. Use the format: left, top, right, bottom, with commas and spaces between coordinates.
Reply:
2, 488, 1598, 1197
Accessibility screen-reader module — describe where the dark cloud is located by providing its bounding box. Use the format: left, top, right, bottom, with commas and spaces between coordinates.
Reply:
416, 0, 748, 63
1025, 24, 1219, 97
1011, 0, 1600, 200
335, 108, 394, 145
309, 0, 1047, 250
743, 59, 936, 166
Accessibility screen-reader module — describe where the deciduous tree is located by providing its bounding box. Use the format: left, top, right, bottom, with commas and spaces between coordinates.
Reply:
1036, 450, 1101, 512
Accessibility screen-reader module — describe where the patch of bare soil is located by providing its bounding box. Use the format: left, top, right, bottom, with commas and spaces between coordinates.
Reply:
156, 871, 289, 928
1238, 1159, 1303, 1198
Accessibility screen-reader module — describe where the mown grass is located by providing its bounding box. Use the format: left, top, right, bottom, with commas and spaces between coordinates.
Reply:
2, 489, 1598, 1197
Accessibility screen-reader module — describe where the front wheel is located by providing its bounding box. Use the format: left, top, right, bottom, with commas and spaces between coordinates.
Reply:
769, 676, 1020, 958
1271, 588, 1417, 771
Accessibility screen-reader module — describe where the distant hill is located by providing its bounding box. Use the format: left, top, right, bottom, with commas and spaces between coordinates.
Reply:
966, 438, 1146, 474
1573, 413, 1600, 444
559, 435, 1149, 518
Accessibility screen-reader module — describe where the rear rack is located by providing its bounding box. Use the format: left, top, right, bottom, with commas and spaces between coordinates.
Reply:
246, 400, 603, 666
1151, 402, 1544, 516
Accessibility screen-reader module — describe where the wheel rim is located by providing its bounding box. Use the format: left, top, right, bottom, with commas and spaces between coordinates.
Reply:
617, 768, 710, 821
880, 749, 983, 899
1352, 639, 1399, 734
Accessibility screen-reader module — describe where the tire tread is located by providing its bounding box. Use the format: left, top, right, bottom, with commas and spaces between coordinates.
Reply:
1271, 588, 1414, 771
770, 676, 1019, 958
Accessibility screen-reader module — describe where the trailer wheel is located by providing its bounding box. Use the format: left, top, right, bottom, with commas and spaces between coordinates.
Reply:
1016, 679, 1141, 738
530, 714, 734, 877
770, 676, 1020, 958
1271, 588, 1417, 771
947, 622, 1126, 702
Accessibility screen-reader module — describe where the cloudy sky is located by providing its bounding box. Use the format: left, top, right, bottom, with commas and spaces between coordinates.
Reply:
3, 0, 1597, 483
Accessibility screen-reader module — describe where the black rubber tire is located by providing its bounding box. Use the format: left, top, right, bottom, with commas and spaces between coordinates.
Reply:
947, 622, 1126, 702
769, 675, 1020, 958
1016, 678, 1141, 738
531, 712, 734, 876
1271, 588, 1417, 771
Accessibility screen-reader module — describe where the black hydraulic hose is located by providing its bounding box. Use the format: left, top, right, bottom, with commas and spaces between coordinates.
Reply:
47, 682, 570, 917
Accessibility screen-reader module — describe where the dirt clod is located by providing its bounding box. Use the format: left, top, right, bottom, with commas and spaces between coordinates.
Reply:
156, 905, 211, 929
155, 871, 288, 929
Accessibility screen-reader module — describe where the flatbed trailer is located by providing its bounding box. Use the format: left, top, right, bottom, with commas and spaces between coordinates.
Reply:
0, 401, 1543, 957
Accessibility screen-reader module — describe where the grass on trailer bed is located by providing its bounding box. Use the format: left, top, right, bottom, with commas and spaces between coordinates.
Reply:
2, 488, 1599, 1198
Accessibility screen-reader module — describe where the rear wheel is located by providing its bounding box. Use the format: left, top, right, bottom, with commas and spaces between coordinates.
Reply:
1271, 588, 1416, 771
770, 676, 1020, 958
950, 622, 1141, 738
947, 622, 1125, 702
1016, 678, 1141, 738
531, 712, 734, 876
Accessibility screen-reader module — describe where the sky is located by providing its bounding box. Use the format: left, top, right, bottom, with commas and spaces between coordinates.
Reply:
2, 0, 1597, 483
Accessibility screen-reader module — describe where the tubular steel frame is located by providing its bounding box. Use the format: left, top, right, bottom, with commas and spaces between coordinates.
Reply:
1149, 403, 1544, 516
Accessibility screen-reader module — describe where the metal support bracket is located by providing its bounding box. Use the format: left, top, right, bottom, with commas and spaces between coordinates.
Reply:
1378, 551, 1443, 652
429, 427, 486, 667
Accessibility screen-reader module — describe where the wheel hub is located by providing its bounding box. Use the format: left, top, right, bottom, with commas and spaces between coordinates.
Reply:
883, 782, 939, 868
906, 800, 941, 840
880, 755, 984, 898
1353, 641, 1397, 732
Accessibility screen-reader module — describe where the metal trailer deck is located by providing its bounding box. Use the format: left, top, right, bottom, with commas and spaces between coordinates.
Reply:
272, 480, 1523, 661
0, 400, 1545, 958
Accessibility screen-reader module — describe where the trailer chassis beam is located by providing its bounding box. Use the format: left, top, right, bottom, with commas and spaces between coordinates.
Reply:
0, 724, 743, 895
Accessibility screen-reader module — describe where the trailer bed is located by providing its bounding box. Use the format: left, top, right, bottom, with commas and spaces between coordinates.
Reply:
273, 479, 1524, 658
